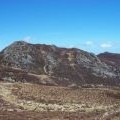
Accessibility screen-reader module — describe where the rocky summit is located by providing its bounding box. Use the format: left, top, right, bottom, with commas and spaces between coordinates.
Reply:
0, 41, 120, 86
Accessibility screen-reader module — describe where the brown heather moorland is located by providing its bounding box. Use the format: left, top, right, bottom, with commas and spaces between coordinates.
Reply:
0, 81, 120, 120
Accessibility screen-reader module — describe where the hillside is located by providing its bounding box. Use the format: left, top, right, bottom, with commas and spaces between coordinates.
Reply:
0, 41, 120, 120
0, 41, 120, 86
98, 52, 120, 67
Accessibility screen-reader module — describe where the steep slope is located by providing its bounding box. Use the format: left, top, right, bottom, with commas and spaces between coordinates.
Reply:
0, 41, 120, 86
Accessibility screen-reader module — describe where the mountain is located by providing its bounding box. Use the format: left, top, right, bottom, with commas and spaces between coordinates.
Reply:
0, 41, 120, 86
98, 52, 120, 67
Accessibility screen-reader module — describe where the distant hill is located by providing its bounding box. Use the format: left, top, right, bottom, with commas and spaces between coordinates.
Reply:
98, 52, 120, 67
0, 41, 120, 86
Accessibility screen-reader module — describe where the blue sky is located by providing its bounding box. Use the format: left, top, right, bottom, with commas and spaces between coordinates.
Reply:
0, 0, 120, 54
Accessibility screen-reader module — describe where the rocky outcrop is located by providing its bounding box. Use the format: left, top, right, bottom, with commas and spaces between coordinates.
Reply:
0, 41, 120, 86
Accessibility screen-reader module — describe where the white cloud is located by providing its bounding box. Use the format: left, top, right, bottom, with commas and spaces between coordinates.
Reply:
23, 36, 32, 43
85, 41, 93, 46
100, 43, 112, 48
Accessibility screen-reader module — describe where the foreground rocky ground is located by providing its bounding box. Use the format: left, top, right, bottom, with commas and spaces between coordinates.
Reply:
0, 81, 120, 120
